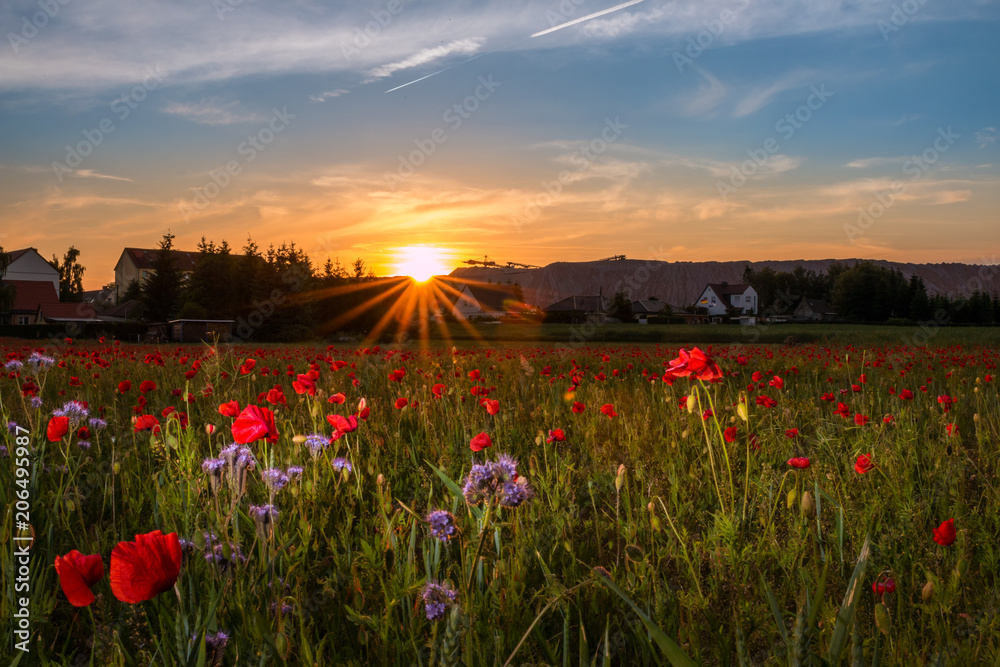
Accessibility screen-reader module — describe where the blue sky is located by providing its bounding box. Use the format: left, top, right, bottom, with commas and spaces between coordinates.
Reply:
1, 0, 998, 287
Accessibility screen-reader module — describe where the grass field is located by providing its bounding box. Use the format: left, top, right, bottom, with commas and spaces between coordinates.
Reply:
2, 335, 999, 665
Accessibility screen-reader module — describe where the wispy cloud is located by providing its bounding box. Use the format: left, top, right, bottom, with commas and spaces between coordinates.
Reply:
366, 38, 485, 81
845, 156, 908, 168
732, 70, 815, 118
680, 66, 727, 117
75, 169, 133, 182
309, 89, 349, 103
976, 127, 998, 148
162, 99, 266, 125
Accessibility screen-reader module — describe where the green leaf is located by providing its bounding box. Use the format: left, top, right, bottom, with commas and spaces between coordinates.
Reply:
594, 573, 699, 667
827, 535, 871, 664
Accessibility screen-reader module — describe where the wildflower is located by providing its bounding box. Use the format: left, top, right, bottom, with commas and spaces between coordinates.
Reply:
133, 415, 160, 434
854, 414, 869, 426
395, 397, 408, 409
5, 359, 23, 370
664, 347, 724, 383
30, 396, 43, 408
292, 374, 317, 396
724, 426, 738, 443
571, 401, 585, 414
469, 432, 492, 452
118, 380, 131, 393
53, 400, 89, 425
7, 421, 20, 434
327, 392, 346, 404
546, 429, 566, 443
872, 578, 896, 595
110, 530, 182, 603
854, 454, 875, 474
27, 352, 55, 370
328, 413, 359, 440
600, 404, 618, 419
88, 417, 108, 431
432, 383, 446, 398
785, 428, 799, 438
787, 457, 810, 469
47, 416, 70, 442
261, 468, 289, 493
232, 405, 278, 444
139, 380, 157, 394
484, 399, 500, 415
426, 510, 457, 542
218, 400, 240, 418
899, 389, 914, 400
304, 433, 329, 458
462, 454, 532, 507
249, 504, 280, 537
239, 358, 256, 375
201, 457, 225, 494
933, 519, 956, 546
54, 550, 105, 607
332, 457, 353, 473
421, 581, 458, 621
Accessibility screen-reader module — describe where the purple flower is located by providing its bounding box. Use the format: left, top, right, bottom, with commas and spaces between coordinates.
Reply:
261, 468, 289, 492
76, 440, 91, 450
421, 581, 458, 621
286, 465, 304, 479
53, 400, 89, 424
201, 458, 225, 474
5, 359, 23, 370
30, 397, 43, 409
332, 457, 353, 473
426, 510, 457, 542
88, 417, 108, 431
304, 433, 329, 458
462, 455, 532, 507
6, 421, 19, 435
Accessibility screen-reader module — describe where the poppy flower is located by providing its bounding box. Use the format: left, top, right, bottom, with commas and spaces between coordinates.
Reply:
769, 376, 784, 389
218, 400, 240, 418
395, 397, 408, 409
328, 413, 359, 440
239, 359, 256, 375
76, 426, 91, 441
133, 415, 160, 434
572, 401, 585, 414
328, 392, 346, 405
600, 404, 618, 419
139, 380, 157, 394
854, 453, 875, 474
118, 380, 131, 393
898, 389, 914, 400
265, 386, 287, 406
854, 414, 869, 426
933, 518, 956, 546
546, 429, 566, 443
292, 374, 316, 396
724, 426, 737, 443
232, 405, 278, 444
945, 423, 958, 437
872, 578, 896, 595
835, 402, 851, 418
470, 432, 492, 452
664, 347, 724, 382
787, 457, 810, 469
54, 550, 104, 607
432, 383, 446, 398
388, 369, 406, 382
785, 428, 799, 438
484, 399, 500, 415
47, 416, 70, 441
110, 530, 182, 603
356, 397, 370, 421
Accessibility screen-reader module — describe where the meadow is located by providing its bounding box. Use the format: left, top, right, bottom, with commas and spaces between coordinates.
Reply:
1, 336, 998, 666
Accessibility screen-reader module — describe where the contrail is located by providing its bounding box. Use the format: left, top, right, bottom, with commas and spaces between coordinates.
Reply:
386, 0, 646, 92
531, 0, 646, 38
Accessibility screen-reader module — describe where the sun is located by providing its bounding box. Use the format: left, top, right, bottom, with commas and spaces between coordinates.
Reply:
393, 246, 450, 282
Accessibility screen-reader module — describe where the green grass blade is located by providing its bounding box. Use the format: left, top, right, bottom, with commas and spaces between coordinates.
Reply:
828, 535, 872, 664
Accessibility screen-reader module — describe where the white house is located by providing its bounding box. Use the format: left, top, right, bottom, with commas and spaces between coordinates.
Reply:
693, 282, 758, 324
3, 248, 60, 292
114, 247, 199, 303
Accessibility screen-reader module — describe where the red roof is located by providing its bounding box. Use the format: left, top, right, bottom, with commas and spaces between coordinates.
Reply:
37, 302, 100, 322
6, 248, 31, 263
121, 247, 199, 272
3, 280, 59, 312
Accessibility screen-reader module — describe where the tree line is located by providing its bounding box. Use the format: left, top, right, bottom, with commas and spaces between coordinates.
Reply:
744, 262, 999, 324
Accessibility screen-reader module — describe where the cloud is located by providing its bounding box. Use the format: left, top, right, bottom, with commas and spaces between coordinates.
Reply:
309, 89, 349, 103
889, 114, 921, 126
732, 70, 815, 118
74, 169, 133, 182
845, 157, 908, 168
365, 38, 485, 81
162, 99, 266, 125
680, 66, 727, 117
976, 127, 998, 148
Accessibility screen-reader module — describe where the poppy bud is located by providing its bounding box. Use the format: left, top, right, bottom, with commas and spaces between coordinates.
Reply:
800, 491, 814, 518
625, 544, 644, 562
205, 424, 215, 435
737, 403, 749, 422
292, 434, 307, 443
376, 473, 385, 487
874, 602, 891, 635
973, 413, 980, 423
647, 502, 655, 514
686, 395, 697, 413
787, 488, 797, 510
615, 465, 626, 492
922, 580, 934, 601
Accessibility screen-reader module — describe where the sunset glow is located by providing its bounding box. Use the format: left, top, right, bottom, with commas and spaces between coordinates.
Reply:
393, 247, 452, 282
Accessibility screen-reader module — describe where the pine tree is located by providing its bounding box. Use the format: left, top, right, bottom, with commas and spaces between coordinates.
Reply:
141, 233, 183, 322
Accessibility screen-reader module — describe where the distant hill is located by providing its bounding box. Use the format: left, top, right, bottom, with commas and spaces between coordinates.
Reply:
449, 259, 997, 309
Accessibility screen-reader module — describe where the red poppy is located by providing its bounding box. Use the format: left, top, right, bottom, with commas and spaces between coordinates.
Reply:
395, 397, 408, 409
292, 374, 317, 396
118, 380, 131, 393
599, 403, 618, 419
854, 453, 875, 474
218, 400, 240, 418
47, 416, 70, 442
664, 347, 724, 383
356, 397, 370, 421
872, 578, 896, 595
946, 423, 958, 437
232, 405, 278, 444
785, 428, 799, 438
328, 392, 346, 404
328, 413, 359, 440
787, 457, 810, 469
933, 519, 956, 546
76, 426, 91, 440
388, 369, 406, 382
484, 399, 500, 415
572, 401, 585, 414
139, 380, 157, 394
546, 429, 566, 442
883, 414, 894, 424
820, 392, 834, 402
133, 415, 160, 434
470, 432, 492, 452
724, 426, 737, 443
432, 383, 446, 398
54, 550, 105, 607
265, 386, 287, 406
110, 530, 182, 603
769, 376, 784, 389
854, 414, 869, 426
898, 389, 914, 400
239, 358, 256, 375
834, 402, 851, 418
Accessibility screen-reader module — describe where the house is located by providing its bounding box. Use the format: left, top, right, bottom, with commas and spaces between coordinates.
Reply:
36, 302, 104, 324
114, 247, 199, 303
543, 295, 612, 324
630, 299, 669, 324
438, 281, 523, 320
693, 282, 758, 325
168, 319, 234, 343
794, 298, 838, 322
2, 248, 60, 292
2, 280, 59, 325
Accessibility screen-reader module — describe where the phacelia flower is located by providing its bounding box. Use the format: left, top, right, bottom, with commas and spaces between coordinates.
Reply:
426, 510, 457, 542
421, 581, 458, 621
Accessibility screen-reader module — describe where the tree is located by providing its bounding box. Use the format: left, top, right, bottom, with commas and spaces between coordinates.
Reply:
141, 232, 183, 322
510, 281, 525, 304
611, 290, 632, 321
49, 246, 86, 302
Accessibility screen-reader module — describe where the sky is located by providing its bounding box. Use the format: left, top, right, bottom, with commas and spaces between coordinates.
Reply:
1, 0, 998, 289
